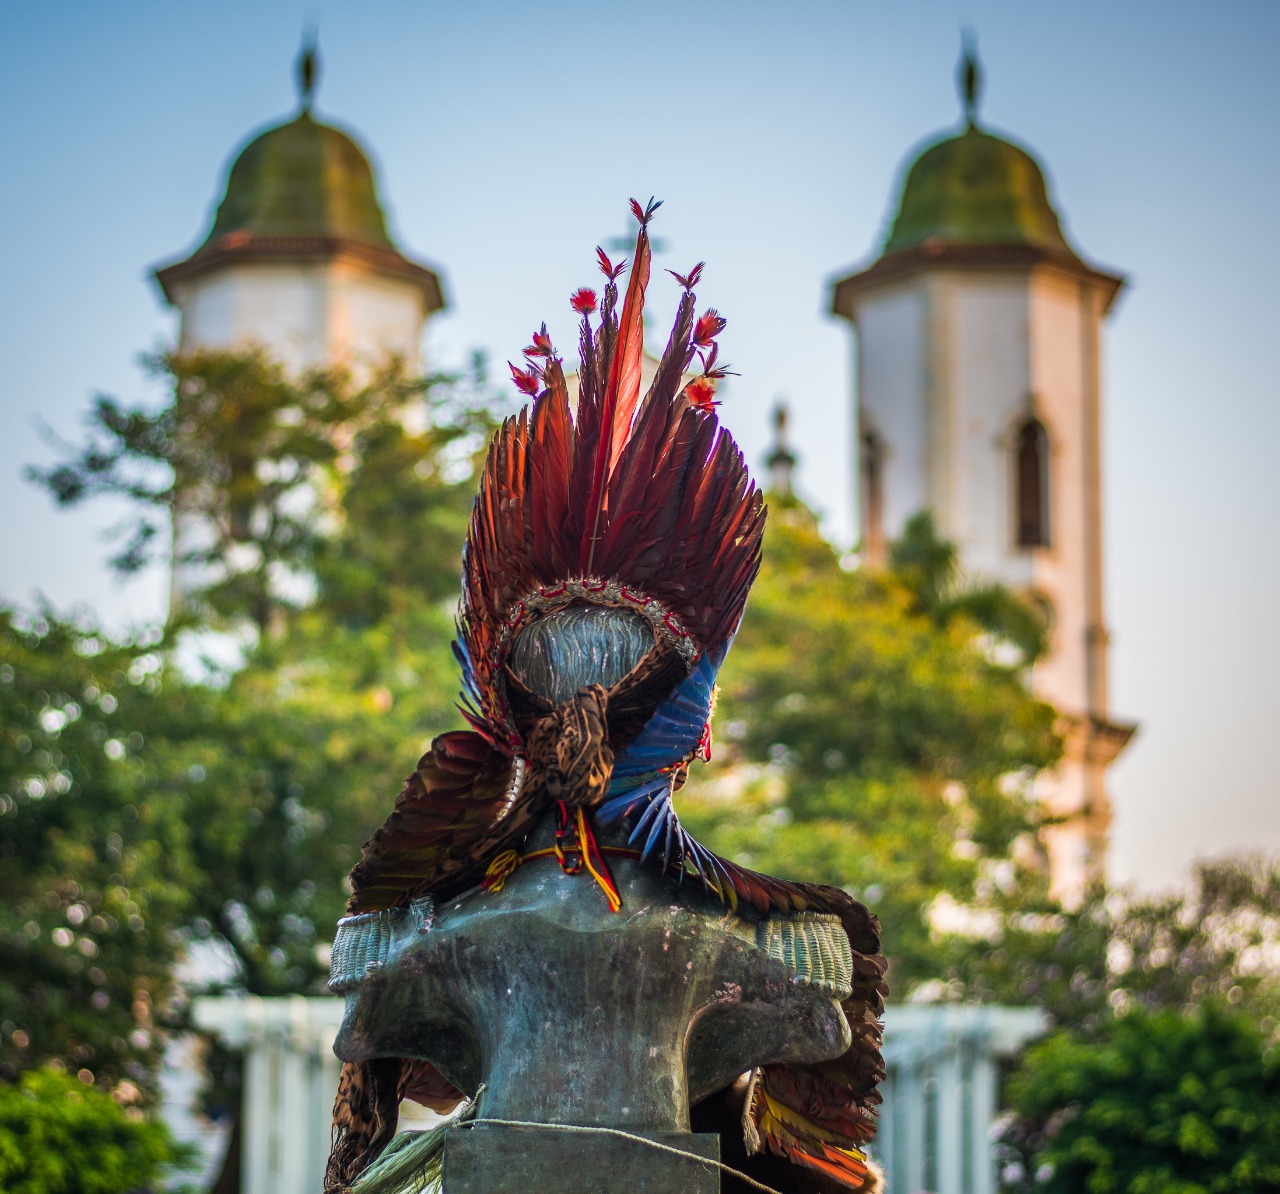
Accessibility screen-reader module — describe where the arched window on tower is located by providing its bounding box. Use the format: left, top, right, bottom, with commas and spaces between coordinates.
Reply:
860, 427, 885, 562
1015, 418, 1050, 548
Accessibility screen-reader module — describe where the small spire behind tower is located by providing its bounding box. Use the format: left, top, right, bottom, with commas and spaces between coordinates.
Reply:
958, 28, 981, 127
765, 400, 797, 496
297, 30, 320, 113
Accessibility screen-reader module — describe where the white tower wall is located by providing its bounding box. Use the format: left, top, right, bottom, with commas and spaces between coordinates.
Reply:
168, 258, 428, 374
857, 285, 930, 533
847, 261, 1127, 900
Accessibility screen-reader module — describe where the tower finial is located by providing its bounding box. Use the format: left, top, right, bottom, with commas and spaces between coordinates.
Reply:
296, 29, 320, 113
765, 400, 797, 497
958, 28, 981, 127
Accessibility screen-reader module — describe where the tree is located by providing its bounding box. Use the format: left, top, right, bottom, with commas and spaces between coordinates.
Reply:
678, 498, 1061, 989
0, 610, 191, 1098
162, 600, 465, 995
1000, 1003, 1280, 1193
310, 350, 499, 623
33, 349, 343, 635
14, 349, 504, 1184
30, 349, 497, 636
22, 350, 505, 999
889, 510, 1050, 665
946, 856, 1280, 1190
941, 854, 1280, 1036
0, 1067, 183, 1194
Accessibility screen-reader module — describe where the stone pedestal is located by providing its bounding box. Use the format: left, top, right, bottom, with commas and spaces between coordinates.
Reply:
442, 1123, 720, 1193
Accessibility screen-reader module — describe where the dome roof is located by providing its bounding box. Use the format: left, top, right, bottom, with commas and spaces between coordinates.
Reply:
154, 97, 444, 315
883, 124, 1074, 256
831, 45, 1125, 321
201, 111, 394, 250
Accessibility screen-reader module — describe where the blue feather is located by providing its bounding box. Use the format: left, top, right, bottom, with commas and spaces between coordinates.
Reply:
628, 790, 672, 863
595, 773, 668, 831
612, 640, 730, 777
662, 810, 679, 871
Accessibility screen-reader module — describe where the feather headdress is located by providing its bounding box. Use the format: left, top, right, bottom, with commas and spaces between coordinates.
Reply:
326, 201, 885, 1194
458, 196, 761, 747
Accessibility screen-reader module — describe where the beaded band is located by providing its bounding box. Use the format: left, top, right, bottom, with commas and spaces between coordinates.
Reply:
756, 911, 853, 1000
328, 895, 435, 994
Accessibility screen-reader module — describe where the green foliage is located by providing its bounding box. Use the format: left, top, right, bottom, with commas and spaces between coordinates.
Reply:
312, 351, 500, 622
890, 510, 1051, 664
678, 499, 1061, 989
978, 859, 1280, 1191
5, 353, 506, 1119
0, 1067, 181, 1194
30, 349, 499, 635
167, 602, 464, 994
1001, 1003, 1280, 1193
0, 611, 191, 1095
943, 855, 1280, 1035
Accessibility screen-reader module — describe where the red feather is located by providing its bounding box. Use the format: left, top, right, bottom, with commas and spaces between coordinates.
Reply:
508, 362, 541, 395
596, 247, 625, 281
667, 262, 704, 291
584, 208, 652, 572
693, 309, 727, 347
685, 376, 718, 412
524, 324, 553, 357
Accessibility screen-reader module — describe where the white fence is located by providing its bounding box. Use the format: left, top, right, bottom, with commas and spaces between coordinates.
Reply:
876, 1004, 1046, 1194
193, 996, 345, 1194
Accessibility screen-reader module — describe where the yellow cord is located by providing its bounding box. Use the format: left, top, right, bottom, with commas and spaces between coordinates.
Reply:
483, 833, 634, 909
576, 807, 623, 912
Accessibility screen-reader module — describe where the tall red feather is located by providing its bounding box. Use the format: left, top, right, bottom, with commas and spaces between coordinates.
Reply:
584, 213, 652, 573
605, 225, 651, 473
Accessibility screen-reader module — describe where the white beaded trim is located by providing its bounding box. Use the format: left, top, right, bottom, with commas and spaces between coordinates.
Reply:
498, 578, 699, 668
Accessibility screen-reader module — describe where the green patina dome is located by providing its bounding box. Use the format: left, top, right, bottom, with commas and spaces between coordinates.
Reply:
883, 124, 1073, 256
202, 111, 394, 250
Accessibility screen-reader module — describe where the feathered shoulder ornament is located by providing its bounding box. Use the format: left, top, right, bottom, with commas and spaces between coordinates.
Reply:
327, 201, 886, 1194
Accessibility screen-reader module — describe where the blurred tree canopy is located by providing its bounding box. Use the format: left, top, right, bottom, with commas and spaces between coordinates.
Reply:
945, 855, 1280, 1036
0, 611, 189, 1096
7, 351, 499, 1096
0, 1067, 183, 1194
1000, 1003, 1280, 1193
971, 857, 1280, 1190
30, 349, 498, 635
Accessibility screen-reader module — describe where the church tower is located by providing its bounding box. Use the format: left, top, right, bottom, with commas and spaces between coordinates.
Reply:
153, 45, 444, 373
151, 45, 447, 614
830, 46, 1135, 901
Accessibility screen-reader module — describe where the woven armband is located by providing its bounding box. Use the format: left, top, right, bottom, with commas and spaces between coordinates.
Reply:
756, 911, 853, 1000
328, 895, 434, 994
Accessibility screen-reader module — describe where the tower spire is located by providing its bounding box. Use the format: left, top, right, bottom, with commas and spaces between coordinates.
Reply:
296, 30, 320, 113
765, 400, 797, 496
958, 29, 981, 127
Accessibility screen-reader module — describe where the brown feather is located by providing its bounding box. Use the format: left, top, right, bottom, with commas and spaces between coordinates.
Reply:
345, 732, 532, 914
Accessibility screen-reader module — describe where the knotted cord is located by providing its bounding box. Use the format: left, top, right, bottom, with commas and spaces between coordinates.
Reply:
481, 820, 638, 912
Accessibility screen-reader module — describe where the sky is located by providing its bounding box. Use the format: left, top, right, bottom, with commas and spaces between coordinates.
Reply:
2, 1, 1278, 894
